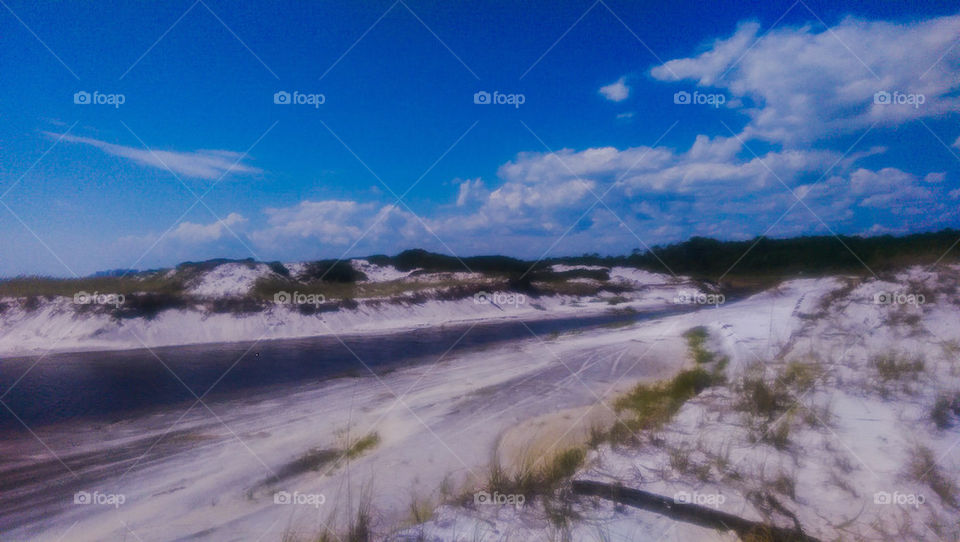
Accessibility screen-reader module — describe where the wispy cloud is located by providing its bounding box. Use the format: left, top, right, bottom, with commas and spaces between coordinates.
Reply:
599, 77, 630, 102
49, 133, 262, 179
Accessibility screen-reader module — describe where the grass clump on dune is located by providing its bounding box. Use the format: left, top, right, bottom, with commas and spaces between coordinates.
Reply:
614, 367, 717, 435
683, 326, 715, 364
484, 447, 587, 501
612, 327, 726, 440
345, 432, 380, 459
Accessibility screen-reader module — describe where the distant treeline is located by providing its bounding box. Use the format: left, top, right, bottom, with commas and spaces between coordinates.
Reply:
364, 229, 960, 280
560, 230, 960, 278
7, 230, 958, 286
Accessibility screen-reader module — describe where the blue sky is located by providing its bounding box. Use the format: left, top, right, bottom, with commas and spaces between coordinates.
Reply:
1, 0, 959, 276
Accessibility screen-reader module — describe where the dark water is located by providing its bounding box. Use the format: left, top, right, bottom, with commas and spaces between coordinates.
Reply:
0, 308, 686, 431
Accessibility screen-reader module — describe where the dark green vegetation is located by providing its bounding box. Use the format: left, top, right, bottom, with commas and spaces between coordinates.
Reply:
298, 260, 368, 283
3, 230, 958, 316
554, 229, 960, 278
369, 249, 536, 275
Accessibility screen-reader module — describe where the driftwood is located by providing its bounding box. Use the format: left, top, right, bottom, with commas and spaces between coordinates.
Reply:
571, 480, 822, 542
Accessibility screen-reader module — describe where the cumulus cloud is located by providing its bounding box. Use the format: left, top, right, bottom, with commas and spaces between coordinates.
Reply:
599, 77, 630, 102
651, 15, 960, 143
494, 135, 838, 196
51, 133, 262, 179
103, 13, 960, 262
429, 134, 956, 250
251, 200, 424, 248
849, 168, 936, 209
111, 212, 254, 270
170, 213, 247, 243
455, 178, 487, 207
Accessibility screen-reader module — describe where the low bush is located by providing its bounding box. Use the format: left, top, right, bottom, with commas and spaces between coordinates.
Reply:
299, 260, 368, 283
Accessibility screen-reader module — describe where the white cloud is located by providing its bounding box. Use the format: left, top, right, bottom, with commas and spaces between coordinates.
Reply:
252, 200, 424, 248
52, 133, 261, 179
455, 178, 487, 207
849, 167, 935, 209
651, 15, 960, 143
430, 134, 958, 250
170, 213, 247, 243
599, 77, 630, 102
954, 136, 960, 149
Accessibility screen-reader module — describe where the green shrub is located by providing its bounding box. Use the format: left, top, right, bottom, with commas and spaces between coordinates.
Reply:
300, 260, 367, 283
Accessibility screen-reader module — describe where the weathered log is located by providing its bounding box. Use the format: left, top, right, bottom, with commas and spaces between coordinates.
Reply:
571, 480, 822, 542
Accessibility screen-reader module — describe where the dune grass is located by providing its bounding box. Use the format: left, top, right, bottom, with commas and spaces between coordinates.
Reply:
908, 445, 958, 508
484, 447, 587, 501
613, 367, 718, 436
0, 274, 185, 298
683, 326, 715, 364
345, 432, 380, 460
